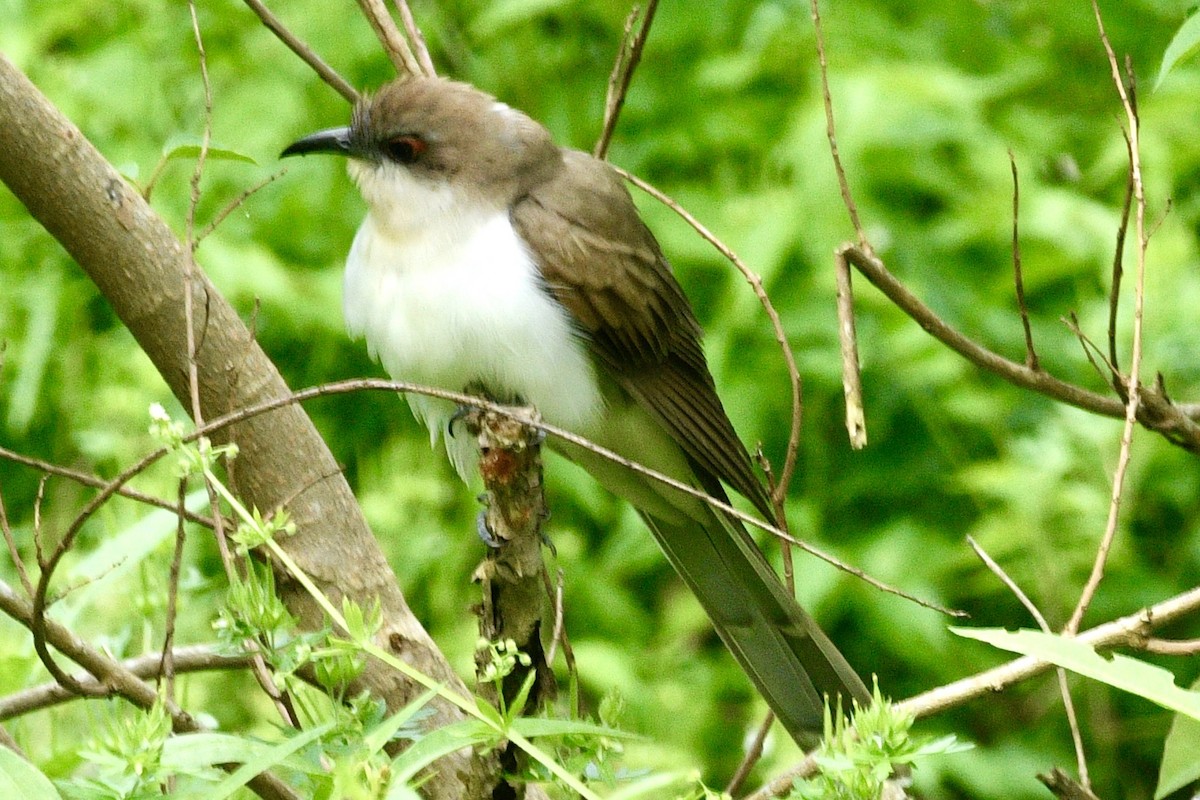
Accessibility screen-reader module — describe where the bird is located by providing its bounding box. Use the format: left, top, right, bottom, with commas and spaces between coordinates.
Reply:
282, 76, 870, 742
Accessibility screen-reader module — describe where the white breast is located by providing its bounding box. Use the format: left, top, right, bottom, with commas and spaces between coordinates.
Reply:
342, 188, 604, 481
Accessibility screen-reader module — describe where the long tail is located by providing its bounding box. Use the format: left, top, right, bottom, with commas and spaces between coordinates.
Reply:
641, 508, 870, 741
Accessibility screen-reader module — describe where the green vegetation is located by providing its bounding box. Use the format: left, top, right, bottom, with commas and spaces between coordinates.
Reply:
3, 1, 1200, 797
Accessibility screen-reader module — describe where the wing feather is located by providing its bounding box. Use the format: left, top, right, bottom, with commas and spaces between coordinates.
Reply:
511, 150, 773, 518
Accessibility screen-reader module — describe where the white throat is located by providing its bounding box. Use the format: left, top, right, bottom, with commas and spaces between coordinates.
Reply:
342, 164, 604, 480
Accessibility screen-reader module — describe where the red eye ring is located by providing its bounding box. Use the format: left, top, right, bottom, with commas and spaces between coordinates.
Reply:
384, 135, 426, 164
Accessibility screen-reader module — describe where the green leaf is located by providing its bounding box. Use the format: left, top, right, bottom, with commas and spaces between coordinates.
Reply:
1155, 13, 1200, 89
189, 722, 332, 800
161, 135, 257, 165
362, 687, 441, 756
1156, 677, 1200, 799
161, 732, 321, 777
389, 719, 498, 786
0, 748, 63, 800
953, 628, 1200, 719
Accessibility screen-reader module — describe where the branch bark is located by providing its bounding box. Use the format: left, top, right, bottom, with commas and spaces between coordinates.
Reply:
0, 53, 504, 800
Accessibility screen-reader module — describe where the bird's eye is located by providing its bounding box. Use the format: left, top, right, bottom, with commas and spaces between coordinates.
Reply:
383, 135, 426, 164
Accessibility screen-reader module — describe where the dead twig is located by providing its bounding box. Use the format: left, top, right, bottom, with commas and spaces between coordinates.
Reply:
968, 537, 1089, 787
1008, 151, 1039, 370
355, 0, 422, 77
0, 645, 253, 720
3, 579, 299, 800
811, 0, 868, 250
840, 244, 1200, 451
241, 0, 357, 103
393, 0, 435, 76
595, 0, 659, 160
1065, 2, 1148, 637
615, 167, 806, 508
834, 248, 867, 448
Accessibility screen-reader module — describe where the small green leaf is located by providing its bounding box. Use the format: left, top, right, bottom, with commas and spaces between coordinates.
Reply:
1156, 13, 1200, 89
953, 628, 1200, 719
162, 134, 257, 165
199, 722, 332, 800
1156, 677, 1200, 799
0, 748, 63, 800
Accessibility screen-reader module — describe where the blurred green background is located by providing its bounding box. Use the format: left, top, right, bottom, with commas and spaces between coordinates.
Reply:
3, 0, 1200, 797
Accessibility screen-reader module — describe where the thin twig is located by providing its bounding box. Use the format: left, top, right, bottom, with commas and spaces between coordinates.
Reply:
904, 582, 1200, 725
241, 0, 357, 103
393, 0, 435, 76
0, 645, 253, 720
616, 167, 806, 506
0, 489, 33, 597
840, 244, 1200, 451
0, 447, 215, 528
159, 477, 189, 702
1140, 637, 1200, 656
1062, 313, 1115, 386
726, 710, 775, 796
356, 0, 422, 77
0, 580, 297, 800
594, 0, 659, 160
811, 0, 868, 250
834, 248, 867, 448
1107, 134, 1134, 379
1008, 151, 1039, 370
968, 537, 1089, 786
1066, 1, 1148, 637
186, 5, 299, 731
195, 167, 287, 247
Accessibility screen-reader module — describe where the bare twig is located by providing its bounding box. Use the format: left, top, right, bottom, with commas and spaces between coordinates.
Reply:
743, 584, 1200, 798
355, 0, 422, 77
834, 248, 867, 448
1066, 1, 1148, 637
1038, 767, 1103, 800
0, 645, 253, 720
393, 0, 435, 76
968, 537, 1089, 786
187, 6, 298, 731
840, 244, 1200, 451
726, 710, 775, 796
1, 580, 299, 800
811, 0, 868, 250
595, 0, 659, 160
0, 489, 33, 597
1140, 637, 1200, 656
1062, 313, 1115, 386
0, 447, 216, 528
196, 167, 287, 246
241, 0, 357, 103
901, 584, 1200, 721
1107, 135, 1134, 379
616, 167, 806, 507
1008, 151, 1039, 370
159, 477, 189, 702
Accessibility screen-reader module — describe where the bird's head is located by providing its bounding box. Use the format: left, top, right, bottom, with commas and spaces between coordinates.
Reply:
283, 77, 562, 229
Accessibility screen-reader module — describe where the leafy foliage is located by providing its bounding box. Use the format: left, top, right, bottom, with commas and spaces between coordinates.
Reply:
3, 0, 1200, 798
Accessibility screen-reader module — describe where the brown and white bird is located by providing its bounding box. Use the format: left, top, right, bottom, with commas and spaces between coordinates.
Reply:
283, 77, 869, 742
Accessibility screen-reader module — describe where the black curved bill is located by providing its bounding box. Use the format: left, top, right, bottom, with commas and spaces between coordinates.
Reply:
281, 126, 353, 158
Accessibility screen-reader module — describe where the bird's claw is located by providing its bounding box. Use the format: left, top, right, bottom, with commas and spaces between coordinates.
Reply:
475, 508, 503, 548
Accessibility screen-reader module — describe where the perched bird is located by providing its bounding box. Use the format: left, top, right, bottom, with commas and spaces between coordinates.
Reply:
283, 77, 869, 742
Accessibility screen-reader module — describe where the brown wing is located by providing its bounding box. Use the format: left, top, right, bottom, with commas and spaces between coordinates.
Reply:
511, 149, 773, 519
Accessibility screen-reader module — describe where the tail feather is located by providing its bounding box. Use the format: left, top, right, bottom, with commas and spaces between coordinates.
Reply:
641, 509, 869, 740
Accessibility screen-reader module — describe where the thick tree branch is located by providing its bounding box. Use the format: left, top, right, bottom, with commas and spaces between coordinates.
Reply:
0, 53, 497, 800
